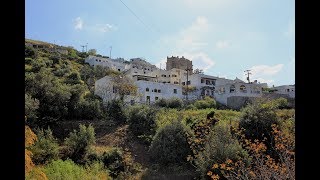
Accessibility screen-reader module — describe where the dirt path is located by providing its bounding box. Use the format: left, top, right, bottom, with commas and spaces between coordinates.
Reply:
96, 124, 151, 167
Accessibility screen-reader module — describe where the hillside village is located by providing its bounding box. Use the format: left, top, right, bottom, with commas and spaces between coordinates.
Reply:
87, 55, 295, 109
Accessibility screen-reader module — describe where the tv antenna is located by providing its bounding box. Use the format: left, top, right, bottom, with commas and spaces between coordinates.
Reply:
109, 46, 112, 59
244, 70, 252, 83
80, 45, 85, 52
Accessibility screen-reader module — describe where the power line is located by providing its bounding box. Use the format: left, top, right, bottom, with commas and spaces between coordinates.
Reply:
118, 0, 156, 34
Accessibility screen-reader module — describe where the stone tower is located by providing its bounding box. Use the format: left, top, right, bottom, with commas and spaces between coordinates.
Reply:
166, 56, 193, 72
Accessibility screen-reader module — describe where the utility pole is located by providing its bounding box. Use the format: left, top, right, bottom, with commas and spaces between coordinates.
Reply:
244, 70, 252, 83
109, 46, 112, 59
85, 43, 88, 53
185, 66, 192, 101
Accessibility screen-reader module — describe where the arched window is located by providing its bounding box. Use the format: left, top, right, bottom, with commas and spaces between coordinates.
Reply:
240, 85, 247, 92
230, 85, 236, 93
146, 88, 149, 92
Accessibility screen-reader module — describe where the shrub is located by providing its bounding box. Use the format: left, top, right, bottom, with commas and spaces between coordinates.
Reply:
193, 96, 216, 109
25, 45, 37, 59
42, 159, 110, 180
193, 122, 249, 178
154, 98, 167, 107
128, 105, 157, 144
274, 97, 289, 109
239, 99, 278, 155
167, 97, 184, 109
25, 93, 40, 124
149, 121, 192, 167
106, 99, 128, 125
30, 128, 59, 165
65, 124, 96, 164
101, 148, 125, 178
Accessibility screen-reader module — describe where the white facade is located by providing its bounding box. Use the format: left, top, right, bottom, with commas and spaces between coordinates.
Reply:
94, 74, 183, 105
272, 85, 295, 98
85, 55, 130, 72
214, 79, 262, 105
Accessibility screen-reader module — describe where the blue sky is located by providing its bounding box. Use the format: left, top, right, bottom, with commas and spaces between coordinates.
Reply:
26, 0, 294, 87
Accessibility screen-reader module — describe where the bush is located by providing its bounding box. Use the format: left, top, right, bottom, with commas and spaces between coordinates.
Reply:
274, 97, 289, 109
194, 122, 249, 178
167, 97, 184, 109
106, 99, 128, 125
25, 93, 40, 123
239, 99, 278, 155
42, 159, 110, 180
193, 96, 216, 109
25, 45, 37, 59
101, 148, 125, 178
149, 121, 192, 167
154, 98, 167, 108
29, 128, 59, 165
128, 105, 157, 144
65, 124, 96, 164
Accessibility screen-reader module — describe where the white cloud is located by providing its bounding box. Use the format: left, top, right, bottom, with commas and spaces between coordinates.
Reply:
215, 40, 230, 49
180, 52, 215, 72
240, 64, 284, 85
250, 64, 284, 76
157, 16, 216, 72
161, 16, 211, 52
155, 59, 167, 69
95, 24, 117, 33
74, 17, 83, 30
284, 20, 295, 40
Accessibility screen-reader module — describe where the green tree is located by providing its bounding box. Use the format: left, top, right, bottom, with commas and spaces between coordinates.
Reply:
25, 94, 40, 122
88, 49, 97, 55
149, 121, 192, 167
106, 99, 128, 125
128, 105, 157, 144
30, 128, 59, 165
65, 124, 96, 164
239, 99, 279, 156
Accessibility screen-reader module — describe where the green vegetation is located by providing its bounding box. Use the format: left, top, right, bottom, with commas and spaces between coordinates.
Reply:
149, 121, 192, 167
128, 105, 157, 144
25, 40, 294, 179
65, 124, 96, 164
29, 128, 59, 165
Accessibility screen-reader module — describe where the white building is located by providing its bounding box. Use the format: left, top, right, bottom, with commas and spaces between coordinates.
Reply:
94, 74, 183, 105
214, 78, 268, 105
271, 85, 295, 98
85, 55, 130, 72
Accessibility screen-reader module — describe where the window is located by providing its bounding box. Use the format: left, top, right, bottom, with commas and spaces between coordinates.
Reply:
169, 75, 171, 77
172, 74, 177, 77
174, 89, 177, 94
118, 69, 121, 71
154, 89, 157, 92
96, 59, 98, 61
287, 89, 290, 92
211, 90, 214, 95
174, 81, 179, 84
146, 96, 150, 104
187, 81, 191, 85
201, 79, 204, 83
146, 88, 149, 92
158, 89, 161, 93
155, 97, 159, 101
182, 82, 185, 85
161, 74, 166, 77
230, 85, 236, 93
240, 85, 247, 92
